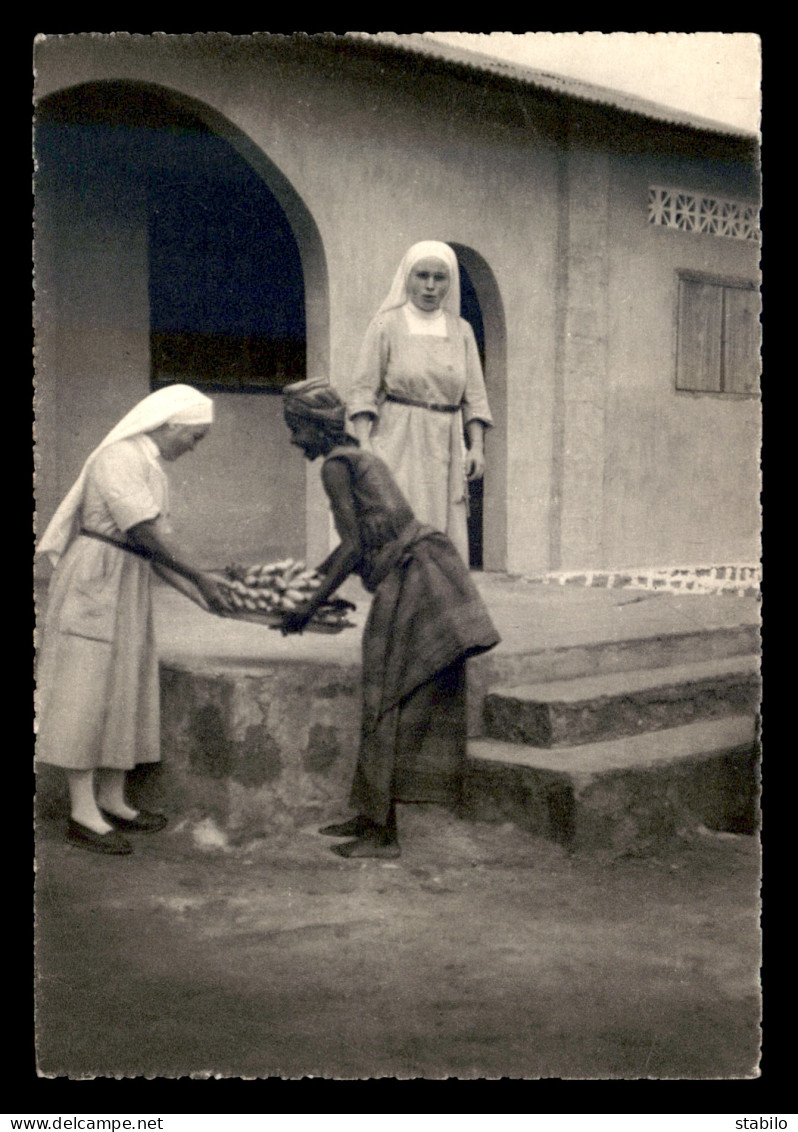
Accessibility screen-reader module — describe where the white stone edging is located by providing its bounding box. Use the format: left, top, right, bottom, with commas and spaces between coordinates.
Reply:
521, 564, 761, 597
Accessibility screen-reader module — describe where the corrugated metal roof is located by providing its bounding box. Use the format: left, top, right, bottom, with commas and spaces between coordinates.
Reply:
344, 31, 758, 140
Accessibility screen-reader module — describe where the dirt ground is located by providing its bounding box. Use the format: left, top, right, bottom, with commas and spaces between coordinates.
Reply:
34, 804, 761, 1081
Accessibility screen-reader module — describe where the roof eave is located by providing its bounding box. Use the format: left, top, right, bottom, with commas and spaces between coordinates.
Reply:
342, 31, 759, 142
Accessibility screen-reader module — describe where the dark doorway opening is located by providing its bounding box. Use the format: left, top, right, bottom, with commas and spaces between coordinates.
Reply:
458, 260, 485, 570
148, 140, 306, 392
36, 83, 306, 395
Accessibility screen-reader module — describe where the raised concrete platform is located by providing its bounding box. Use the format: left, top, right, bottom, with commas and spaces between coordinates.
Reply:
35, 571, 761, 847
153, 572, 761, 738
483, 655, 761, 748
146, 575, 759, 842
465, 715, 759, 852
157, 657, 363, 840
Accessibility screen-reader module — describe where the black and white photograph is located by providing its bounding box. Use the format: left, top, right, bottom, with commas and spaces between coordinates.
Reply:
32, 30, 762, 1081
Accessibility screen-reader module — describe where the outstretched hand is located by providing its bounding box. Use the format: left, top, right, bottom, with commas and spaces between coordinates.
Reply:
280, 607, 313, 635
197, 572, 237, 615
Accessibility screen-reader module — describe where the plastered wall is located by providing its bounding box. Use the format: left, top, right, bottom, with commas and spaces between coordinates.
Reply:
33, 34, 760, 576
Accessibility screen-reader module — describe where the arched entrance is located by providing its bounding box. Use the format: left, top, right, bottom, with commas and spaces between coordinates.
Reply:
34, 80, 329, 567
451, 244, 507, 573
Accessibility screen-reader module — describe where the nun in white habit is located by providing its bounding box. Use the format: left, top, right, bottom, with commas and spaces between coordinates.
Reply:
36, 384, 233, 855
346, 240, 493, 565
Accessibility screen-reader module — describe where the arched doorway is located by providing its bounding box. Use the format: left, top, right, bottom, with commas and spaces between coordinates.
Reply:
34, 81, 329, 567
451, 244, 507, 573
458, 260, 486, 569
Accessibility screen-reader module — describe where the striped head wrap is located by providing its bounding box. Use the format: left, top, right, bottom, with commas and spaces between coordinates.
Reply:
283, 378, 346, 435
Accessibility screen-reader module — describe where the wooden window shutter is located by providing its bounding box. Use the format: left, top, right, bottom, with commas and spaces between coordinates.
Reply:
722, 286, 761, 394
677, 277, 723, 391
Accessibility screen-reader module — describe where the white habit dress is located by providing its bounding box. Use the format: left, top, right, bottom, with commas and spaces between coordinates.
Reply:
36, 435, 168, 770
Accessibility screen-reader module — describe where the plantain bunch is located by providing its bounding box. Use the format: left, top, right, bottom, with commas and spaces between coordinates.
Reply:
223, 558, 325, 614
220, 560, 353, 628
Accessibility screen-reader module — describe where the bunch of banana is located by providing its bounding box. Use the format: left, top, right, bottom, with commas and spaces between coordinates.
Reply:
223, 558, 324, 614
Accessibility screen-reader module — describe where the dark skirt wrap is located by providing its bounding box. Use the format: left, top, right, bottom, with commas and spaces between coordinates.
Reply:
352, 522, 500, 824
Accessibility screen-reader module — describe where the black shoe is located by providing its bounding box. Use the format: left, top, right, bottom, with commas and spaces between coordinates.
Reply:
66, 819, 133, 856
100, 809, 168, 833
319, 815, 376, 838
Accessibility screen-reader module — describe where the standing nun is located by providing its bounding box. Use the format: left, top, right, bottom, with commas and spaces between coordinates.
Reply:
347, 240, 493, 564
36, 384, 233, 855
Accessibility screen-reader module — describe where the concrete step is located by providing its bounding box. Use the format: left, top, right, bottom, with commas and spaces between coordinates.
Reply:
465, 624, 760, 737
463, 715, 759, 853
482, 655, 761, 748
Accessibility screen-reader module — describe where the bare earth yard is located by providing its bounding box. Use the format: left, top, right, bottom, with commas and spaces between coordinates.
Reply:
35, 804, 761, 1081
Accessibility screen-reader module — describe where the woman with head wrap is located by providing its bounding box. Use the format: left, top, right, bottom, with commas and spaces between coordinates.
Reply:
347, 240, 493, 565
36, 384, 234, 855
282, 378, 500, 859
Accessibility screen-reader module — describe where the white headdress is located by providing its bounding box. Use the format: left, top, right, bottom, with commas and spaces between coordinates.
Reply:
376, 240, 461, 316
38, 384, 214, 566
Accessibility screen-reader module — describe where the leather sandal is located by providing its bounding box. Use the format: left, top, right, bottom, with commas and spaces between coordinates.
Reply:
66, 819, 133, 855
319, 816, 376, 838
332, 836, 401, 859
100, 809, 168, 833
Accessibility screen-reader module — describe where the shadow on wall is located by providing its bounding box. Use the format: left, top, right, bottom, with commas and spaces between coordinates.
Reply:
35, 79, 332, 566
